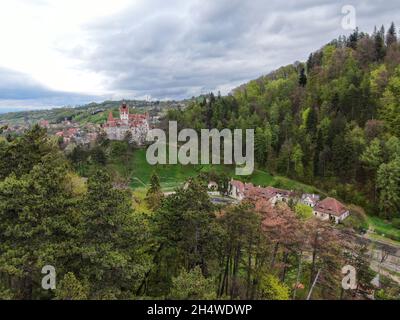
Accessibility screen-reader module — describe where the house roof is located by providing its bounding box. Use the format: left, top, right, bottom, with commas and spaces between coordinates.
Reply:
230, 180, 294, 201
264, 186, 295, 197
314, 197, 348, 217
230, 180, 245, 192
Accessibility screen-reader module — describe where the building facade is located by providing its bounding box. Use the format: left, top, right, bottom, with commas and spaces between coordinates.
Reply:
103, 102, 150, 145
301, 194, 320, 208
313, 197, 350, 224
228, 179, 295, 206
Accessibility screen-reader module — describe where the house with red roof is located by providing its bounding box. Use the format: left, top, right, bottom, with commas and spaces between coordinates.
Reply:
228, 179, 295, 206
313, 197, 350, 224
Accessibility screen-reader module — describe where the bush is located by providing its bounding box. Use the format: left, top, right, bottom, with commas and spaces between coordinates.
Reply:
169, 267, 217, 300
343, 205, 369, 232
392, 218, 400, 229
258, 274, 290, 300
294, 204, 313, 220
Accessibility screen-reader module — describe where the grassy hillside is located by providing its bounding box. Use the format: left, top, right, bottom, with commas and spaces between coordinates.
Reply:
167, 27, 400, 222
105, 146, 321, 193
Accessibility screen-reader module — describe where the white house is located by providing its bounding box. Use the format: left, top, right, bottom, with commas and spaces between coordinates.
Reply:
301, 194, 320, 208
313, 197, 350, 224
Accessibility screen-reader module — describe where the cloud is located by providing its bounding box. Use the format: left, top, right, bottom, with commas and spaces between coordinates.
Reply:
1, 0, 399, 106
0, 67, 102, 109
69, 0, 398, 100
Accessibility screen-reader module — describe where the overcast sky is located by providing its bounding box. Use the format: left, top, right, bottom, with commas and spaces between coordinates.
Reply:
0, 0, 398, 110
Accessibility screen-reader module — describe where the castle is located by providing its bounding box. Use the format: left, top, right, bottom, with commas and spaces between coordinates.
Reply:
103, 102, 150, 145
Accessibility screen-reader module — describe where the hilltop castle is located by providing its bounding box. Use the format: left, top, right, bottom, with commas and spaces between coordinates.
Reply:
103, 102, 150, 145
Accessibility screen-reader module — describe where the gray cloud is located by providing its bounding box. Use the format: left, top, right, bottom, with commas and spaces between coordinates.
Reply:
70, 0, 398, 100
0, 68, 102, 110
2, 0, 399, 108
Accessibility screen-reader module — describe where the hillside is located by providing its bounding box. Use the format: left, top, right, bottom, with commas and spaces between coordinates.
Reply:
0, 99, 184, 125
167, 25, 400, 222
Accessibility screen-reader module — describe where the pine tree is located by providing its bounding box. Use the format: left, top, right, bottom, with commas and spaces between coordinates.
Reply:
386, 22, 397, 47
306, 107, 318, 136
0, 127, 79, 299
377, 158, 400, 218
374, 25, 386, 61
80, 170, 150, 298
146, 172, 164, 210
299, 68, 307, 87
348, 28, 359, 49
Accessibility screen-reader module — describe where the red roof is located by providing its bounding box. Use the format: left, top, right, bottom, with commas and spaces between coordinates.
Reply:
230, 180, 245, 192
230, 180, 294, 201
104, 103, 149, 128
314, 197, 348, 217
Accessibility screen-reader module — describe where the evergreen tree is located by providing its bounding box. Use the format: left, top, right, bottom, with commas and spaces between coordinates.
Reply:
386, 22, 397, 47
374, 25, 386, 61
149, 179, 221, 296
348, 28, 359, 49
299, 68, 307, 87
80, 170, 150, 298
305, 107, 318, 137
91, 146, 107, 165
169, 267, 216, 300
0, 127, 79, 299
377, 158, 400, 218
55, 273, 89, 300
146, 172, 164, 210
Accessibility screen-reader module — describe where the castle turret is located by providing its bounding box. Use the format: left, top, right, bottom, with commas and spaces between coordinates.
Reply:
120, 102, 129, 123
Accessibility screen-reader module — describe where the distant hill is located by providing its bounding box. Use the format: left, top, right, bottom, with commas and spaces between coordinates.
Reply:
0, 99, 186, 125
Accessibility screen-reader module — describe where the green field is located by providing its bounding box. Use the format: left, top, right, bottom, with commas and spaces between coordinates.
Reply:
108, 147, 321, 194
367, 216, 400, 242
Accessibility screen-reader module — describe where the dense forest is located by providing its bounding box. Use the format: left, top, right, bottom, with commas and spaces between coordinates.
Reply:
168, 24, 400, 221
0, 125, 391, 300
2, 125, 400, 300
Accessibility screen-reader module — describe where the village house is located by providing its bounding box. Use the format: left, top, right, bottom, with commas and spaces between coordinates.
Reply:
206, 181, 221, 196
313, 197, 350, 224
229, 179, 350, 224
38, 119, 49, 128
55, 127, 81, 145
103, 102, 149, 145
301, 194, 320, 208
228, 179, 295, 206
229, 180, 256, 201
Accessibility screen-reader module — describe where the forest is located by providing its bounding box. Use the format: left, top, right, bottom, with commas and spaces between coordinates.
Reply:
168, 23, 400, 222
1, 24, 400, 300
0, 119, 399, 300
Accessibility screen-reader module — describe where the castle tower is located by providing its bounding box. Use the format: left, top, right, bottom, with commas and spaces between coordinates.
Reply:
120, 102, 129, 123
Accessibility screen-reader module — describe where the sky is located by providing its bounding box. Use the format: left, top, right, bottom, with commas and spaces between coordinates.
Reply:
0, 0, 398, 111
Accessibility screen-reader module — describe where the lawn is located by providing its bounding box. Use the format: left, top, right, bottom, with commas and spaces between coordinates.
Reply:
367, 216, 400, 242
123, 148, 321, 194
